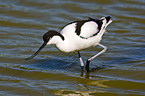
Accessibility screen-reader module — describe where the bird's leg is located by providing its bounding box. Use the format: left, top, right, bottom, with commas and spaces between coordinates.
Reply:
88, 44, 107, 61
85, 43, 107, 72
85, 60, 90, 72
78, 51, 84, 70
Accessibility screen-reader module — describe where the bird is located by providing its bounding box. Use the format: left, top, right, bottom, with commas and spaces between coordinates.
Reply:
26, 16, 112, 72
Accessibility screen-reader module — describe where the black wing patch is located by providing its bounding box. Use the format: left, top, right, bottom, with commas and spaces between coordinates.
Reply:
95, 20, 103, 32
75, 20, 87, 35
88, 17, 103, 32
75, 17, 94, 36
75, 17, 103, 37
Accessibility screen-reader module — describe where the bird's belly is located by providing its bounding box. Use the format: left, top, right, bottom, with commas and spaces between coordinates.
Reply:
56, 43, 82, 53
57, 46, 86, 53
56, 37, 101, 53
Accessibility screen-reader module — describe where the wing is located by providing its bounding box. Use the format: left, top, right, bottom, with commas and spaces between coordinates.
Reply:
61, 17, 103, 39
75, 17, 103, 39
78, 21, 99, 38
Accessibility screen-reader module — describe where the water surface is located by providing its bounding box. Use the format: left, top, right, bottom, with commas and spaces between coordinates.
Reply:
0, 0, 145, 96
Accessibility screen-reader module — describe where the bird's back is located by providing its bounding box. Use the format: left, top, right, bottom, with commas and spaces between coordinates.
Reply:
57, 16, 112, 52
60, 18, 101, 39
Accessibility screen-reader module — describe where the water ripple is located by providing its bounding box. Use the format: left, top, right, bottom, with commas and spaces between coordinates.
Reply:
0, 0, 145, 95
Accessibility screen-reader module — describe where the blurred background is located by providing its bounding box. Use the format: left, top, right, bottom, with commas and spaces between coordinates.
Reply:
0, 0, 145, 95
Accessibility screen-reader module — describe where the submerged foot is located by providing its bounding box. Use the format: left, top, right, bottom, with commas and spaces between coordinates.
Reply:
85, 60, 90, 72
85, 60, 106, 72
87, 66, 104, 72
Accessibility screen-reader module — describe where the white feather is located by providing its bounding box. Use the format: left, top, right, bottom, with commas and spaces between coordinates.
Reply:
80, 21, 98, 38
49, 17, 112, 52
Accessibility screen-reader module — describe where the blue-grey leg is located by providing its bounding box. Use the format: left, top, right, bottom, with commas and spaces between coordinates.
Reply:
85, 43, 107, 72
78, 51, 84, 70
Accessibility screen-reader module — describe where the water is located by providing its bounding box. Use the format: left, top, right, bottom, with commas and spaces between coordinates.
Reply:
0, 0, 145, 95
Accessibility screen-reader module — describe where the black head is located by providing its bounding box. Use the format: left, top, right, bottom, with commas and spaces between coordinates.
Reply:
43, 30, 64, 43
25, 30, 64, 60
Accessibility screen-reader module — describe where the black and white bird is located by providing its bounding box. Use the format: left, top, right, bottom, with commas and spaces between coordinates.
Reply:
26, 16, 112, 72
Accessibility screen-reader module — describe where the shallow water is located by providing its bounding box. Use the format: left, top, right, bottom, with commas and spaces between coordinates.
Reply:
0, 0, 145, 96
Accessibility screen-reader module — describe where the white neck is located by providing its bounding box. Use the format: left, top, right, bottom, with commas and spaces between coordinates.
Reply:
47, 36, 64, 45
